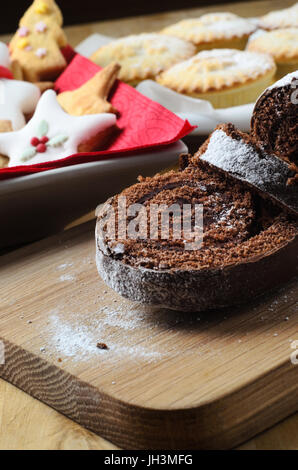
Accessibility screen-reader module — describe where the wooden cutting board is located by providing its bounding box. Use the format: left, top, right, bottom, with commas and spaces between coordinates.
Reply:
0, 220, 297, 449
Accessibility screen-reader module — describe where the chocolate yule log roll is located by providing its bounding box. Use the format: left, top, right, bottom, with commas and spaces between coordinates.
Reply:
251, 71, 298, 170
196, 123, 298, 216
96, 158, 298, 312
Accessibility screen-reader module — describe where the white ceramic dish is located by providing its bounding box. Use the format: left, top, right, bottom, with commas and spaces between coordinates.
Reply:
76, 33, 255, 135
0, 141, 186, 249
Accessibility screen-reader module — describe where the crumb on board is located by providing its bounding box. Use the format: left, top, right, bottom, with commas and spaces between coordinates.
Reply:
96, 342, 109, 350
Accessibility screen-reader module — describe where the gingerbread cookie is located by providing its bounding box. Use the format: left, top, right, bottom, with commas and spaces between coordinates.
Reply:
0, 90, 116, 167
10, 0, 68, 82
57, 63, 120, 116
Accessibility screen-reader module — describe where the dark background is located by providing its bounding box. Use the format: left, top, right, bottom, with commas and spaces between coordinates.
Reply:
2, 0, 247, 34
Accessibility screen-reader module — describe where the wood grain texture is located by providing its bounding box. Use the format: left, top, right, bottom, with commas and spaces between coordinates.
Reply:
0, 220, 297, 449
0, 0, 297, 451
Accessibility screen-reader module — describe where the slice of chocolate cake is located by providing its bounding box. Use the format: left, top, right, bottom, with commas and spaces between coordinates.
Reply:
195, 123, 298, 216
96, 159, 298, 312
251, 71, 298, 171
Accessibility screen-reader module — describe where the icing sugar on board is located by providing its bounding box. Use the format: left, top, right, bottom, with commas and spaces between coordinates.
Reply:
0, 220, 297, 449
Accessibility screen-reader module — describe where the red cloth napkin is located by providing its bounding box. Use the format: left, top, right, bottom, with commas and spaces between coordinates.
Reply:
0, 53, 195, 180
0, 66, 13, 79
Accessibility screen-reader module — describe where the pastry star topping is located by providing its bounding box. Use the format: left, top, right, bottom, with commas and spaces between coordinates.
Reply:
0, 90, 116, 167
57, 63, 120, 116
0, 78, 40, 131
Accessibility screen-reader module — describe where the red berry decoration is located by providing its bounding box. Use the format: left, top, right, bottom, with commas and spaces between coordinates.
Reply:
36, 143, 47, 153
41, 136, 49, 144
31, 137, 40, 147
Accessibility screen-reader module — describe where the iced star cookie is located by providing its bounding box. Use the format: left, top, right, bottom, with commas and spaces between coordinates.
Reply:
0, 42, 41, 132
90, 33, 196, 86
0, 42, 10, 70
156, 49, 276, 108
0, 79, 40, 132
10, 0, 67, 82
161, 13, 256, 51
0, 90, 117, 167
259, 3, 298, 30
58, 63, 120, 116
247, 29, 298, 79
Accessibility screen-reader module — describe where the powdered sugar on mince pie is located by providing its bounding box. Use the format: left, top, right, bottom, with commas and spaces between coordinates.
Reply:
156, 49, 275, 93
0, 90, 116, 167
258, 3, 298, 30
90, 33, 196, 84
247, 29, 298, 62
162, 13, 256, 44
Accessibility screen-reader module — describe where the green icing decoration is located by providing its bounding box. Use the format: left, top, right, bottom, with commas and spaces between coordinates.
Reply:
48, 135, 69, 147
21, 146, 37, 162
37, 120, 49, 139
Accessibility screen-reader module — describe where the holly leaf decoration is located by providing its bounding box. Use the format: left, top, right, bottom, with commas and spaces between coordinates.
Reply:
36, 120, 49, 139
20, 146, 37, 162
47, 135, 69, 147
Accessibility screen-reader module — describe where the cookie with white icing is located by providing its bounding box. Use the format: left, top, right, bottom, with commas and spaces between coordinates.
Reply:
247, 29, 298, 79
90, 33, 196, 86
0, 79, 40, 132
0, 42, 11, 70
156, 49, 276, 108
0, 41, 40, 136
10, 0, 67, 82
0, 90, 117, 167
161, 13, 256, 51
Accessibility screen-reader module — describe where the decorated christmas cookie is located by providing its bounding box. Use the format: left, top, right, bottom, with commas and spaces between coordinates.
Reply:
0, 90, 117, 167
58, 63, 120, 116
0, 41, 40, 133
0, 42, 10, 70
10, 0, 68, 82
0, 79, 40, 132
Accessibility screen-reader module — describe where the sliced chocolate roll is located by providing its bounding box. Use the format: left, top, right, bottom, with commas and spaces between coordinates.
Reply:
196, 123, 298, 216
251, 71, 298, 169
96, 160, 298, 312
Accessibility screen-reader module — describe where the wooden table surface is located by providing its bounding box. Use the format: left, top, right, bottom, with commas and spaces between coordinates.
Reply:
0, 0, 297, 450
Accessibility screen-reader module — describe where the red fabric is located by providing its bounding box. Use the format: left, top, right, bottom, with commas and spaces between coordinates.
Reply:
0, 66, 13, 79
0, 53, 195, 181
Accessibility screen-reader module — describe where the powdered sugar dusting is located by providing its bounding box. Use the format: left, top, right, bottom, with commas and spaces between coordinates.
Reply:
56, 262, 74, 271
163, 12, 256, 40
268, 71, 298, 91
200, 127, 297, 215
60, 274, 76, 282
159, 49, 275, 92
48, 304, 165, 364
259, 3, 298, 29
201, 129, 290, 186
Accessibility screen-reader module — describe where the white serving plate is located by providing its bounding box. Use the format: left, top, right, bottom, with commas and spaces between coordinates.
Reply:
76, 33, 255, 135
0, 141, 186, 249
